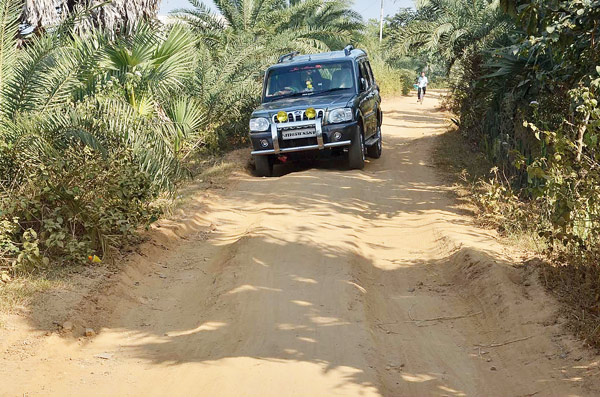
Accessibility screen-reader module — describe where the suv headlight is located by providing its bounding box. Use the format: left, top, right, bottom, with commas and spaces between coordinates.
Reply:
249, 117, 270, 132
327, 108, 353, 124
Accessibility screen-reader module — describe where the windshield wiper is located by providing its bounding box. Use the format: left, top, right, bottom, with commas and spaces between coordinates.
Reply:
271, 87, 350, 101
313, 87, 352, 95
274, 91, 314, 100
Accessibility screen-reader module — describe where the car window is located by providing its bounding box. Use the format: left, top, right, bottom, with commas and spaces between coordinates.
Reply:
365, 61, 376, 85
358, 61, 371, 90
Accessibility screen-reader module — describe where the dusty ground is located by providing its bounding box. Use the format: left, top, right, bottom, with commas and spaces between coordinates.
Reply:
2, 93, 600, 396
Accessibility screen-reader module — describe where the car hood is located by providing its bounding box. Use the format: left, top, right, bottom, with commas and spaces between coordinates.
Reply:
253, 92, 354, 116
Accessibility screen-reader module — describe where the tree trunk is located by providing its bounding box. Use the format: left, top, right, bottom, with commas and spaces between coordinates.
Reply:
23, 0, 160, 32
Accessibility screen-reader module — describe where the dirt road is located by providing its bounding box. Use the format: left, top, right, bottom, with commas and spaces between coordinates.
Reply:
2, 94, 599, 396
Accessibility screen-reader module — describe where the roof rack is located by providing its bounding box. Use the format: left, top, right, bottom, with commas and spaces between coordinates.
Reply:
344, 45, 354, 56
278, 51, 300, 63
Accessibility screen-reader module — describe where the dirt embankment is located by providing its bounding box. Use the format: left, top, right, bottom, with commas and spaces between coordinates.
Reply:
1, 92, 599, 396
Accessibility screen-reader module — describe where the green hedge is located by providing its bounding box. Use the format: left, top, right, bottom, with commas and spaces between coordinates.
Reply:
371, 61, 415, 97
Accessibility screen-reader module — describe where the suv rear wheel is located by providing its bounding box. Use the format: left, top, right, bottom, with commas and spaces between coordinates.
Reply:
348, 126, 365, 170
254, 155, 274, 177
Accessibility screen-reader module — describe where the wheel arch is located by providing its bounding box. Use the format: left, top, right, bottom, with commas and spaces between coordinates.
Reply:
355, 112, 366, 138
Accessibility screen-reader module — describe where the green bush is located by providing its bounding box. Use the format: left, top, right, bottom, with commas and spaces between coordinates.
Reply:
357, 20, 416, 97
0, 8, 198, 272
445, 1, 600, 263
427, 77, 450, 89
371, 61, 415, 97
0, 147, 161, 270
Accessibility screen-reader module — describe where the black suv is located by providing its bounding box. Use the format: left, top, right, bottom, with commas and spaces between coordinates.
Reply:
249, 45, 383, 177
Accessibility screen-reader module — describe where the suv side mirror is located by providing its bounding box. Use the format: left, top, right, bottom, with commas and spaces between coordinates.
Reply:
360, 77, 368, 91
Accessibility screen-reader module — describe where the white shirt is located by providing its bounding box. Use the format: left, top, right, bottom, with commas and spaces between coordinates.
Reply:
418, 76, 428, 88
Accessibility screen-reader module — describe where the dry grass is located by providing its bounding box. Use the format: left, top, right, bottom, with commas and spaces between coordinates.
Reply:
162, 148, 250, 214
433, 127, 490, 179
432, 126, 490, 213
539, 258, 600, 350
433, 127, 548, 252
0, 276, 66, 313
433, 126, 600, 350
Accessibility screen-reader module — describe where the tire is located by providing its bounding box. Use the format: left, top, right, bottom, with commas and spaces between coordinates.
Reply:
367, 126, 382, 159
348, 126, 365, 170
254, 155, 274, 177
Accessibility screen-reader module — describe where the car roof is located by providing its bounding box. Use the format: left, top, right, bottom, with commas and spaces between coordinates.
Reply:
269, 49, 367, 70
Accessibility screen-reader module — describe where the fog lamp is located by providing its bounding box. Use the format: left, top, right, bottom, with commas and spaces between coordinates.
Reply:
260, 139, 269, 148
333, 131, 343, 141
306, 107, 317, 119
277, 111, 288, 123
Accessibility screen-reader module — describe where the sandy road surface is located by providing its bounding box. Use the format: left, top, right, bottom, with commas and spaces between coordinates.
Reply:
2, 94, 600, 396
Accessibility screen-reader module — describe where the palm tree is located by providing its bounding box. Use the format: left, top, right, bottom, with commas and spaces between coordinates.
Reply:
172, 0, 362, 50
23, 0, 160, 32
1, 0, 204, 191
388, 0, 511, 69
273, 0, 362, 48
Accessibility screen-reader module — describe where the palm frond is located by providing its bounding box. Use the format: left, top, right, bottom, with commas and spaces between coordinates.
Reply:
0, 0, 22, 112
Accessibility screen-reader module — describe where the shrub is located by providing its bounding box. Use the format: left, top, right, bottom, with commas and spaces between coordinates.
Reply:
0, 147, 161, 271
371, 60, 415, 97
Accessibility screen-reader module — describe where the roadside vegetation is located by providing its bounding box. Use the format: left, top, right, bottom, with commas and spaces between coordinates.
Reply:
387, 0, 600, 347
359, 20, 416, 96
0, 0, 412, 299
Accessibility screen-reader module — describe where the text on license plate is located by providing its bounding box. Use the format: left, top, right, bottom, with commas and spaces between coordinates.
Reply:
281, 128, 317, 140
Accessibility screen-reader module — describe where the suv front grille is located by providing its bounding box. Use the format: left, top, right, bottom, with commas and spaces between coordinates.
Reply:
279, 137, 318, 149
273, 109, 325, 123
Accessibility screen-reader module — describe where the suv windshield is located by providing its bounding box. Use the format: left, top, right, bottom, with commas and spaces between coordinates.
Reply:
264, 61, 355, 102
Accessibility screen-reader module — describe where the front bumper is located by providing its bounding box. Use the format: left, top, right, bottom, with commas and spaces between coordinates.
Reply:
250, 119, 357, 156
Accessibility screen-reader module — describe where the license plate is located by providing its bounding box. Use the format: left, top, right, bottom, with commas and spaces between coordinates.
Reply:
281, 128, 317, 140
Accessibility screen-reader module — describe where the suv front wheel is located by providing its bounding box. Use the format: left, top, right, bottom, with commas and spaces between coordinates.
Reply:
254, 155, 274, 177
348, 126, 365, 170
367, 126, 382, 159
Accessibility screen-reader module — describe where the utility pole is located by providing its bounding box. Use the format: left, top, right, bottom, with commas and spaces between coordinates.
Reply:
379, 0, 384, 42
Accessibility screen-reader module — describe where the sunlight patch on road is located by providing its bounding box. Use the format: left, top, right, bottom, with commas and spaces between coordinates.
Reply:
347, 281, 367, 294
291, 300, 313, 306
310, 316, 349, 326
400, 373, 436, 382
252, 257, 268, 266
167, 321, 227, 336
297, 336, 317, 343
292, 276, 318, 284
439, 385, 467, 396
226, 284, 282, 294
277, 323, 311, 331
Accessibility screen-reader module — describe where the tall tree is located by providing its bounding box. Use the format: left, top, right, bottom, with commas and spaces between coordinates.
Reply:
173, 0, 362, 50
388, 0, 511, 69
23, 0, 160, 32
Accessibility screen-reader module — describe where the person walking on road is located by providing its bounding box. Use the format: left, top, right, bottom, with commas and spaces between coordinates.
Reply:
417, 71, 428, 104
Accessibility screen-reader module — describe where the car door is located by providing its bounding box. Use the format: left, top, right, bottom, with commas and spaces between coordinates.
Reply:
357, 59, 376, 138
365, 60, 381, 130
